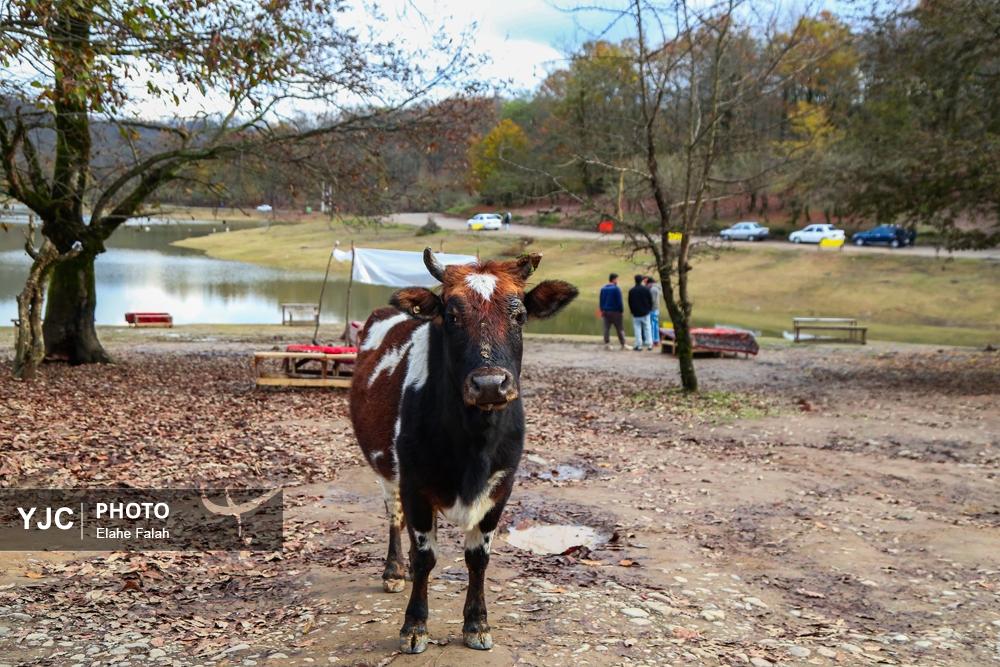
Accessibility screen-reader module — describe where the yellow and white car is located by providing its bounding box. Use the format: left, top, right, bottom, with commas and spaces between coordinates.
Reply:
466, 213, 503, 231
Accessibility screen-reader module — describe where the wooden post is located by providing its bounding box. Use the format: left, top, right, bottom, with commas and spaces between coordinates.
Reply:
341, 241, 355, 342
313, 241, 338, 344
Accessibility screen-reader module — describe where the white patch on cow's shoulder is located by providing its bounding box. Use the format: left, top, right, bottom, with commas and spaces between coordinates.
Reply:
402, 323, 431, 392
368, 339, 413, 387
465, 273, 497, 301
361, 312, 409, 351
441, 470, 507, 531
465, 528, 495, 554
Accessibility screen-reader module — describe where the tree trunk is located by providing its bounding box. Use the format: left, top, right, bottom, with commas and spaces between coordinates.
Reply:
664, 302, 698, 392
13, 247, 56, 380
43, 252, 110, 364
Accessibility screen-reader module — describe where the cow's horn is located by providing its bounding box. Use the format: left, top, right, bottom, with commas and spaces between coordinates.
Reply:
423, 247, 445, 282
515, 253, 543, 279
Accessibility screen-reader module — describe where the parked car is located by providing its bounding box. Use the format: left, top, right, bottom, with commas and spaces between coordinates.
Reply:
788, 223, 845, 244
720, 221, 769, 241
466, 213, 503, 231
852, 224, 916, 248
255, 204, 273, 212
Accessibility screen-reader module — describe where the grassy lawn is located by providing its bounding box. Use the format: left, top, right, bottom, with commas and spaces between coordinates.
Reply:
174, 218, 999, 347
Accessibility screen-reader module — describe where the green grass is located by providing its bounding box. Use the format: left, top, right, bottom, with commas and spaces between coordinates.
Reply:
173, 218, 999, 347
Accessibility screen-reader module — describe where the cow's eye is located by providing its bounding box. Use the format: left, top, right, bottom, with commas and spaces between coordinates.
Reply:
512, 307, 527, 326
448, 311, 462, 327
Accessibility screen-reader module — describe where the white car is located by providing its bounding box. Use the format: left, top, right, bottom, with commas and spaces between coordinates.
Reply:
788, 223, 845, 244
466, 213, 503, 231
256, 204, 273, 212
720, 221, 769, 241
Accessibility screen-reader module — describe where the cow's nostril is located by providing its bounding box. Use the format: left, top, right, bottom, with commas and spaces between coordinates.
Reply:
466, 369, 516, 406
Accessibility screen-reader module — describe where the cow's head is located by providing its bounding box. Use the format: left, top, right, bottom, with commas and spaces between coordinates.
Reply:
391, 248, 578, 411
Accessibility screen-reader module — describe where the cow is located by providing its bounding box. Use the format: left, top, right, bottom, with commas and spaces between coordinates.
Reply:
349, 248, 578, 654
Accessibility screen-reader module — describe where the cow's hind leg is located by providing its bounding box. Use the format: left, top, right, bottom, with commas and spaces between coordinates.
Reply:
399, 495, 436, 654
378, 480, 406, 593
462, 499, 506, 650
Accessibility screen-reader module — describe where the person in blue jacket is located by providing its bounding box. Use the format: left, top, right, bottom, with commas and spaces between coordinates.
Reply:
599, 273, 626, 350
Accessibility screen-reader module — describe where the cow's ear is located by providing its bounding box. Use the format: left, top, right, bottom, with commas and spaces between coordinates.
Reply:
524, 280, 578, 320
391, 288, 442, 320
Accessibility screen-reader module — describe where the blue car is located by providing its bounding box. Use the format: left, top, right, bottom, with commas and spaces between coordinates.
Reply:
852, 224, 916, 248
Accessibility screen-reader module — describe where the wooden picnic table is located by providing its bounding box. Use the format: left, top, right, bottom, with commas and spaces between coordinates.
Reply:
792, 317, 867, 344
252, 350, 354, 388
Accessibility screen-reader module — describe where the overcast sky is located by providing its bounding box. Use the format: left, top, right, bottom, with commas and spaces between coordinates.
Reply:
369, 0, 635, 92
119, 0, 636, 118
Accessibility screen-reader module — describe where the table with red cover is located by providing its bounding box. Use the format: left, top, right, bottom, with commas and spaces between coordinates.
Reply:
124, 312, 173, 325
661, 327, 759, 356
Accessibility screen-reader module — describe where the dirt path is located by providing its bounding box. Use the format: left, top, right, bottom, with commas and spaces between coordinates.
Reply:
388, 212, 1000, 260
1, 340, 998, 665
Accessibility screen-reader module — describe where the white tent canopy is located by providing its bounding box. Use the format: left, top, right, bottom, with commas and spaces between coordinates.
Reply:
333, 247, 476, 288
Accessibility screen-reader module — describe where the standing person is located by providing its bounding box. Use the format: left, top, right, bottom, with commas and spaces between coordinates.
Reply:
599, 273, 626, 350
644, 276, 662, 347
503, 211, 512, 231
628, 274, 653, 351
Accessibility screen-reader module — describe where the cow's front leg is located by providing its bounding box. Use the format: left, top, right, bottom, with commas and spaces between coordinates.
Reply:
399, 497, 436, 654
462, 497, 507, 650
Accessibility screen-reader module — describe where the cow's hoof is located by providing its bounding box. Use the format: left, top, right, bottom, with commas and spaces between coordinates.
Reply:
463, 629, 494, 650
399, 626, 429, 654
382, 577, 405, 593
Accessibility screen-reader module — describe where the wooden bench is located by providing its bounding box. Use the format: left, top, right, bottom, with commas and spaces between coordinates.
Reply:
280, 303, 319, 326
252, 351, 355, 388
792, 317, 867, 344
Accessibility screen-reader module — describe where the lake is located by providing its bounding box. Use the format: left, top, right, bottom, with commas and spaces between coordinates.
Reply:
0, 221, 601, 335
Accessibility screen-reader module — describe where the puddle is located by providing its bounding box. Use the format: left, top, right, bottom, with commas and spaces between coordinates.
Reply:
505, 524, 608, 555
536, 464, 586, 481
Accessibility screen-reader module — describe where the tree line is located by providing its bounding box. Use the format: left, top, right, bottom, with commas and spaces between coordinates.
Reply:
467, 1, 998, 248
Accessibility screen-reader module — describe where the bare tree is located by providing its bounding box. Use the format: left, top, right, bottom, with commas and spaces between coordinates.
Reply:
530, 0, 811, 391
0, 0, 483, 366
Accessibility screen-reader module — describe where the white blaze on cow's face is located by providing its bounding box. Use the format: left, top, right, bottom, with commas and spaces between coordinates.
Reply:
464, 273, 498, 301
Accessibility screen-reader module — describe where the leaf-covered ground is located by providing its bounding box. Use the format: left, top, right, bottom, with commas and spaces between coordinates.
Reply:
1, 339, 998, 666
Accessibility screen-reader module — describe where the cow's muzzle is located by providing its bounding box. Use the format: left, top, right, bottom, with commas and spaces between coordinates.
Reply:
463, 367, 518, 410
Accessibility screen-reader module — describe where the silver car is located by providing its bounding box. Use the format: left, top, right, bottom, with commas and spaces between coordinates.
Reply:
720, 221, 769, 241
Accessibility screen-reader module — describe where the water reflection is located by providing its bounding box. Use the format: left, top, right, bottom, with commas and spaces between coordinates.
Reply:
0, 222, 600, 333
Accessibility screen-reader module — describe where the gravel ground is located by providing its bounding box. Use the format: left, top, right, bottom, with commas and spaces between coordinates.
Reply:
1, 339, 998, 666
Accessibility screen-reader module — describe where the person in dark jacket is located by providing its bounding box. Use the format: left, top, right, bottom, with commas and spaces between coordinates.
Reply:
628, 274, 653, 351
599, 273, 625, 350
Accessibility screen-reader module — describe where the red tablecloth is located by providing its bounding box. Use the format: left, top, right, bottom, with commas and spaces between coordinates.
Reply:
661, 327, 758, 356
125, 312, 172, 324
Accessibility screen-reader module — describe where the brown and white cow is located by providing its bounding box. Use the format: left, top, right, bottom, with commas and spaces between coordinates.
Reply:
349, 248, 577, 653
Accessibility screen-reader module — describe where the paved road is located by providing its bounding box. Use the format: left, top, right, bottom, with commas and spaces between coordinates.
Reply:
387, 212, 622, 242
388, 212, 1000, 260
